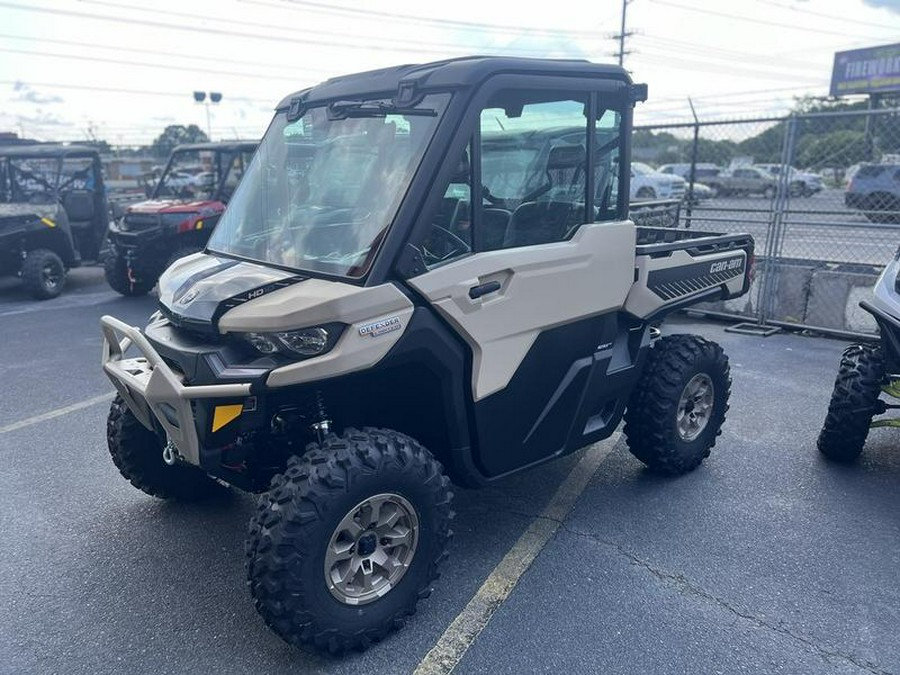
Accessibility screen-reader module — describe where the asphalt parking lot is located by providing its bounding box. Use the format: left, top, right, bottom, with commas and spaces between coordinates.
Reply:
2, 268, 899, 675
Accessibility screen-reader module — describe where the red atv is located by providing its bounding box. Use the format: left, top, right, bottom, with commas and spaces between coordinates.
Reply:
105, 141, 257, 296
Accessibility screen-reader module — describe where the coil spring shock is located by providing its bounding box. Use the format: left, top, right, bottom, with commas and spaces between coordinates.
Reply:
310, 390, 331, 444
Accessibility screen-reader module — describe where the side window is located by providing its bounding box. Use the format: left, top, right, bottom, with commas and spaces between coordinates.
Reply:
479, 92, 588, 249
420, 145, 474, 269
594, 108, 622, 221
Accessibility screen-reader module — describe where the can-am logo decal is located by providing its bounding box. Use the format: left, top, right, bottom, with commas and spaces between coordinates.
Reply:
709, 257, 743, 274
359, 316, 402, 337
178, 289, 199, 305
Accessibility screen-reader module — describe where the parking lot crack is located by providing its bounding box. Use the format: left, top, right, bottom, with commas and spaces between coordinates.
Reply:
492, 507, 890, 675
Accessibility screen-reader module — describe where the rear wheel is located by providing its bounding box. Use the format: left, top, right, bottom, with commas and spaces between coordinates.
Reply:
104, 252, 154, 296
817, 344, 884, 462
106, 396, 224, 500
246, 428, 453, 654
635, 186, 656, 200
21, 248, 66, 299
624, 334, 731, 475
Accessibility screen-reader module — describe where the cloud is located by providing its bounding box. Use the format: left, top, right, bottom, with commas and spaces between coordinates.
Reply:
11, 81, 64, 105
861, 0, 900, 12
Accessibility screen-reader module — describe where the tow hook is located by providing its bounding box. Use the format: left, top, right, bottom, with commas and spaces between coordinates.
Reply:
162, 440, 178, 466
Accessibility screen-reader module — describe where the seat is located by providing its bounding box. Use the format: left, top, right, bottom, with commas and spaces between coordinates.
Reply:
62, 190, 95, 227
482, 208, 511, 250
502, 201, 573, 248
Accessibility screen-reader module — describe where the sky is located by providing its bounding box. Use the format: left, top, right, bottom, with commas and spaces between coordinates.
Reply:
0, 0, 898, 146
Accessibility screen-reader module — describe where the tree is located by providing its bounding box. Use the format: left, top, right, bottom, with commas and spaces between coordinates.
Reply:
150, 124, 209, 158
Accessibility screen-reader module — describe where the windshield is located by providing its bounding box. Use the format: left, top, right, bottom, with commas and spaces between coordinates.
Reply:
0, 156, 60, 204
631, 162, 655, 175
154, 148, 230, 201
207, 93, 449, 278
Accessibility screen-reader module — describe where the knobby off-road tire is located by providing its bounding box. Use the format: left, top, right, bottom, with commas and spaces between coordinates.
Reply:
106, 396, 224, 500
817, 344, 884, 462
21, 248, 66, 299
104, 252, 154, 297
246, 428, 454, 654
624, 334, 731, 475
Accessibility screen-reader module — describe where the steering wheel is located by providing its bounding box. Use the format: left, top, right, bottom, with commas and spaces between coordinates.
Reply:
421, 224, 471, 266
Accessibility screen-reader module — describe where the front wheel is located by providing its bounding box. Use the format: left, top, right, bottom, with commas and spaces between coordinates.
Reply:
246, 428, 453, 654
817, 344, 884, 462
104, 252, 155, 297
21, 248, 66, 299
624, 335, 731, 475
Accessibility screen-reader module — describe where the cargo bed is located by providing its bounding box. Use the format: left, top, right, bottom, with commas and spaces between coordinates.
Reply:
627, 226, 754, 320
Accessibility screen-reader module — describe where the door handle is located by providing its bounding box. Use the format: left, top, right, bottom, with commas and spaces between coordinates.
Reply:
468, 280, 501, 300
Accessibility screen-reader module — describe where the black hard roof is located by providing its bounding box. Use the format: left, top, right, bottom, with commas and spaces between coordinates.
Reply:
276, 56, 632, 109
172, 141, 258, 153
0, 143, 100, 159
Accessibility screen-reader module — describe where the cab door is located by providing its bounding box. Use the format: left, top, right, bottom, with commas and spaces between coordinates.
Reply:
408, 85, 637, 477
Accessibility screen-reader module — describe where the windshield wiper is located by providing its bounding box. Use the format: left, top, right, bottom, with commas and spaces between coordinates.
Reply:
327, 100, 436, 120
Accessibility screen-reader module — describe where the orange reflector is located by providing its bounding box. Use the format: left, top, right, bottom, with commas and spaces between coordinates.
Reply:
40, 217, 56, 228
195, 220, 204, 230
212, 404, 243, 432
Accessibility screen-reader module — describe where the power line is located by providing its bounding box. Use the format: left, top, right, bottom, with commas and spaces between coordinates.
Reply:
647, 0, 898, 40
633, 50, 830, 85
753, 0, 900, 31
0, 79, 271, 103
247, 0, 611, 39
639, 34, 823, 72
0, 32, 328, 77
0, 46, 306, 83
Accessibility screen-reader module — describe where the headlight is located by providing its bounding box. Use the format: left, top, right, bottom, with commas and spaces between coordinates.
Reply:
245, 332, 280, 355
275, 327, 329, 356
241, 326, 337, 358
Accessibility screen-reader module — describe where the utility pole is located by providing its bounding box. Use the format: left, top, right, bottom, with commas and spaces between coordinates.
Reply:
612, 0, 634, 66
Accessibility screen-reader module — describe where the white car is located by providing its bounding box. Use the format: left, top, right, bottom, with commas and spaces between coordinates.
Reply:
631, 162, 686, 201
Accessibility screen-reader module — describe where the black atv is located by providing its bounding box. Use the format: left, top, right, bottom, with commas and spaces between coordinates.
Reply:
104, 141, 257, 296
0, 144, 109, 299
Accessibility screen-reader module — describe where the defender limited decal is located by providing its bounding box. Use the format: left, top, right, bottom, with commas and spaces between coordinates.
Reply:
359, 316, 402, 337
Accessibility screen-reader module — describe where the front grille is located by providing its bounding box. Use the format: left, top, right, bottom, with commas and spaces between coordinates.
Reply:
123, 213, 160, 231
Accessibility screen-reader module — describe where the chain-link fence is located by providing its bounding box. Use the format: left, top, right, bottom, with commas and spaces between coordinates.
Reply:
634, 107, 900, 337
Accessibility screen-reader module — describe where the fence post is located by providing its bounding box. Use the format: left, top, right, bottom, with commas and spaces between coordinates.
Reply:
758, 114, 797, 327
685, 98, 700, 229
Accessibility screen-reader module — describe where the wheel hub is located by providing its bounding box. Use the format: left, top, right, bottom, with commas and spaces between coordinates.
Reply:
324, 493, 419, 606
676, 373, 714, 442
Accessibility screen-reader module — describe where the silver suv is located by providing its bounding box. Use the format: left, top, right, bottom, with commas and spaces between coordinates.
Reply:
845, 163, 900, 222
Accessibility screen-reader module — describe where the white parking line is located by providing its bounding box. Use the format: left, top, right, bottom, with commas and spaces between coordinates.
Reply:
414, 432, 621, 675
0, 393, 111, 434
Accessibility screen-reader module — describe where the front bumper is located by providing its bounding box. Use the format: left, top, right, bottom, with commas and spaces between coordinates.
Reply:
101, 315, 252, 466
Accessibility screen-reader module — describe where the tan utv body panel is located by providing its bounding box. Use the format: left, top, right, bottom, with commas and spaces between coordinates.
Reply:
409, 221, 636, 401
218, 279, 414, 388
625, 247, 748, 319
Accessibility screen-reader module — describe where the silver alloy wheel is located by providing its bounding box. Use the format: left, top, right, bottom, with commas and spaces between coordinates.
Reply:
324, 493, 419, 606
676, 373, 715, 442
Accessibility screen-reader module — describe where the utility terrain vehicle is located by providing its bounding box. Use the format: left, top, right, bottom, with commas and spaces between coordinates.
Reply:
0, 144, 108, 299
100, 57, 753, 653
819, 250, 900, 460
104, 141, 257, 296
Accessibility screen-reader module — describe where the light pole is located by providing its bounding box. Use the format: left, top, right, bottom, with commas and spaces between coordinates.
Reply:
193, 91, 223, 140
